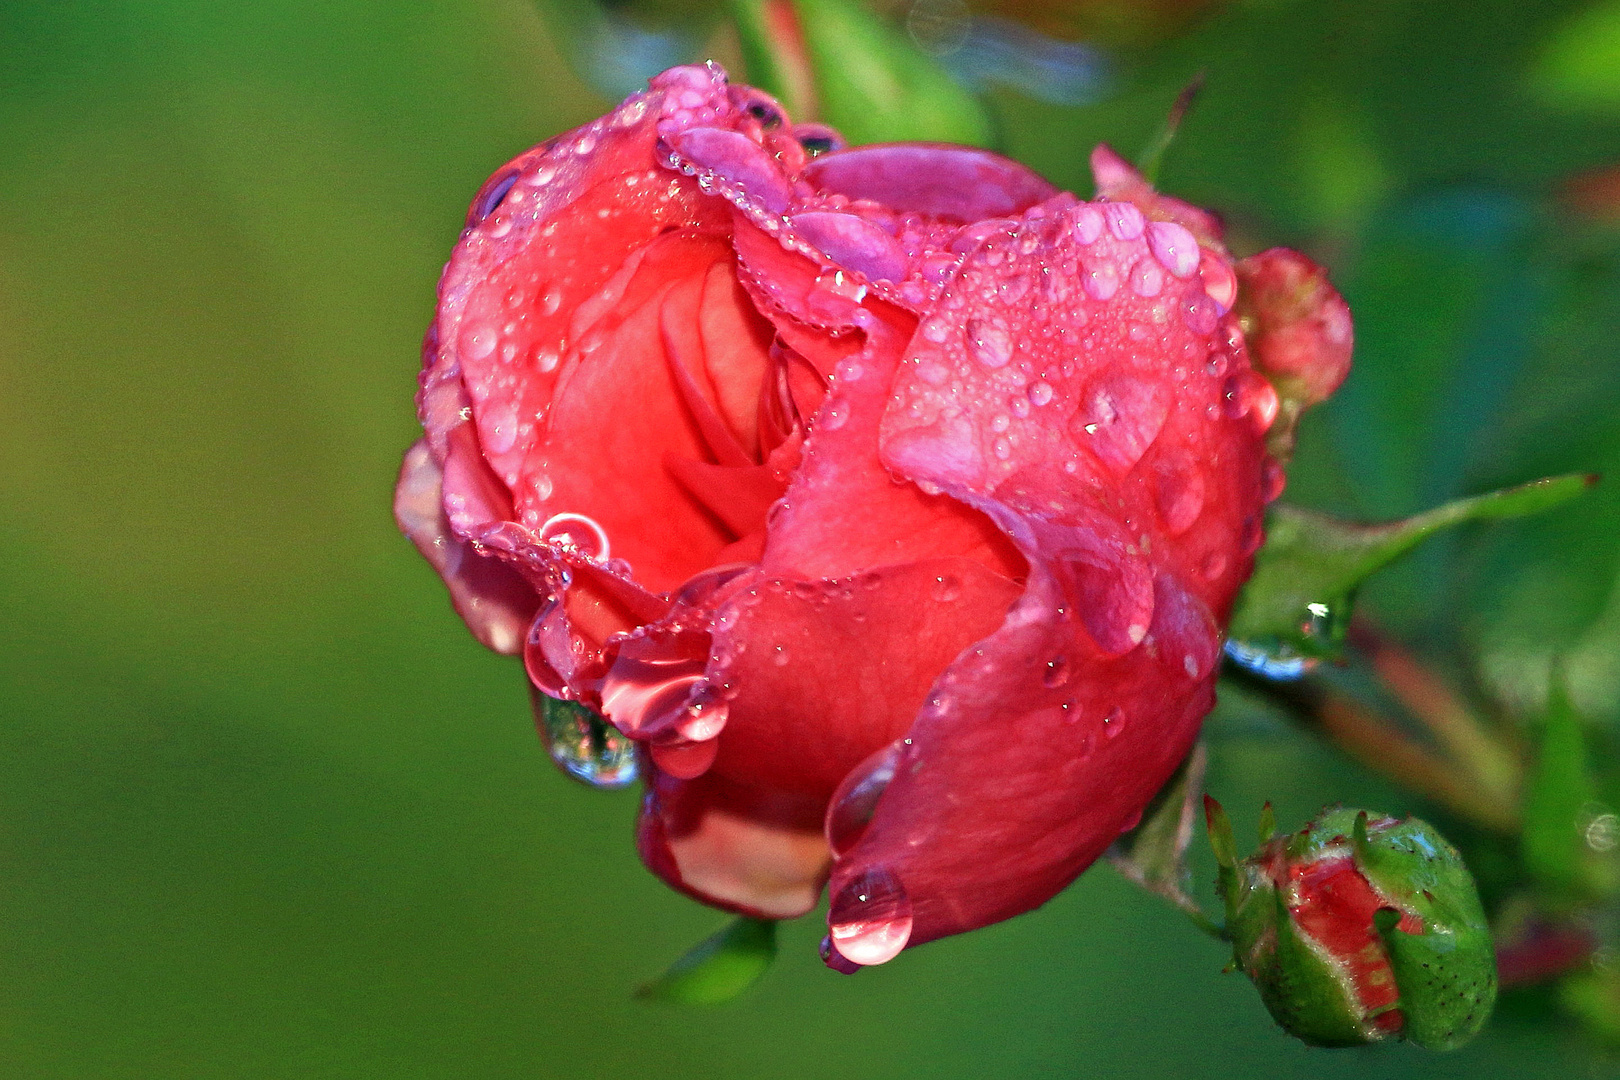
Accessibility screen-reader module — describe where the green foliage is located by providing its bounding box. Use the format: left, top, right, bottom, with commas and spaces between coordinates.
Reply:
1228, 475, 1593, 667
638, 917, 779, 1005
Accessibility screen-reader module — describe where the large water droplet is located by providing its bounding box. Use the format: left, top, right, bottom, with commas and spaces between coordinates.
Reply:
966, 318, 1013, 369
532, 691, 638, 788
539, 512, 611, 561
1105, 202, 1145, 240
827, 741, 902, 858
1154, 453, 1206, 535
1223, 639, 1312, 681
1071, 373, 1168, 473
1147, 220, 1200, 278
828, 868, 914, 966
598, 628, 709, 741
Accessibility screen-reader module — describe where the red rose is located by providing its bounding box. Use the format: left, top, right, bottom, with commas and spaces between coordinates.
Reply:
395, 63, 1347, 968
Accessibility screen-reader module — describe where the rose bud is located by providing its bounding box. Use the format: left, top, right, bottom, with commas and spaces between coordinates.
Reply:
1207, 801, 1497, 1049
396, 63, 1350, 966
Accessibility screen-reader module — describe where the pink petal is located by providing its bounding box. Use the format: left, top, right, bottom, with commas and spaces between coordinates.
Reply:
393, 440, 540, 655
637, 767, 831, 919
803, 144, 1058, 223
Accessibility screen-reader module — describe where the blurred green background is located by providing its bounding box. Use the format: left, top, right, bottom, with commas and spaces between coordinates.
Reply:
4, 0, 1620, 1075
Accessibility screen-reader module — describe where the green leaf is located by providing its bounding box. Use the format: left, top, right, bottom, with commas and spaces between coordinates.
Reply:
789, 0, 993, 146
1226, 474, 1595, 672
1109, 743, 1206, 906
1520, 672, 1620, 906
636, 917, 778, 1005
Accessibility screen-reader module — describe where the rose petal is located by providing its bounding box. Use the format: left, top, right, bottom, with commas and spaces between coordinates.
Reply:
638, 767, 831, 919
835, 200, 1267, 955
394, 440, 539, 655
824, 563, 1219, 949
803, 144, 1059, 223
706, 559, 1021, 799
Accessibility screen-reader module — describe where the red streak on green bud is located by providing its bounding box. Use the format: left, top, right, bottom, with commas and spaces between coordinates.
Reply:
1274, 849, 1423, 1036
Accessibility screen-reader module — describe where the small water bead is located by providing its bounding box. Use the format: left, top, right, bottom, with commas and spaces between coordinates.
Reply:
828, 868, 914, 966
1183, 293, 1219, 336
993, 436, 1013, 460
538, 512, 611, 561
990, 413, 1011, 434
1200, 551, 1227, 581
1071, 205, 1104, 245
534, 693, 639, 789
1130, 258, 1165, 298
967, 319, 1013, 369
1084, 260, 1121, 301
932, 574, 963, 602
1104, 202, 1146, 240
772, 644, 790, 666
1029, 381, 1054, 407
1042, 655, 1071, 688
1261, 457, 1287, 502
821, 401, 850, 430
1009, 395, 1032, 419
1102, 710, 1126, 739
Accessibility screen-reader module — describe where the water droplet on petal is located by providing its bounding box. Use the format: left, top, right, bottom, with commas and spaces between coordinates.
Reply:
1130, 258, 1165, 297
1029, 381, 1054, 407
650, 737, 719, 779
932, 574, 962, 602
533, 693, 639, 788
1071, 205, 1104, 245
828, 868, 913, 966
463, 326, 497, 361
1198, 249, 1237, 310
1105, 202, 1145, 240
672, 126, 793, 213
1083, 259, 1121, 301
1071, 373, 1168, 473
966, 318, 1013, 369
1154, 453, 1206, 535
538, 512, 611, 561
1147, 220, 1200, 278
1042, 655, 1071, 688
827, 741, 902, 858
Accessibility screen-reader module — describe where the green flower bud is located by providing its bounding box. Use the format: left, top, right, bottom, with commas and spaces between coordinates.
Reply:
1206, 801, 1497, 1050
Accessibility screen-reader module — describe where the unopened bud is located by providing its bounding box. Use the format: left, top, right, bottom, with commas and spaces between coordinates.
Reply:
1207, 801, 1496, 1049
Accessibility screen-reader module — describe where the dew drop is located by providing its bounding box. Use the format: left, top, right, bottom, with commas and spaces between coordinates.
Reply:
1105, 201, 1145, 240
826, 741, 902, 858
1130, 258, 1165, 297
1042, 655, 1071, 689
1083, 260, 1121, 301
1146, 220, 1200, 278
828, 868, 913, 966
1029, 380, 1054, 407
932, 574, 962, 602
533, 692, 638, 788
967, 318, 1013, 369
538, 512, 610, 561
1071, 205, 1104, 245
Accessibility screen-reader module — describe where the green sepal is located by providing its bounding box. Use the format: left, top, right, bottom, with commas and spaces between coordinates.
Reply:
1227, 474, 1594, 670
1110, 745, 1203, 898
636, 917, 778, 1005
1257, 802, 1278, 844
